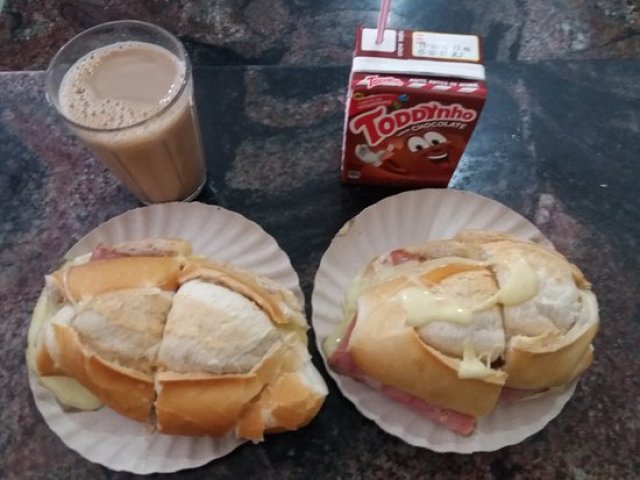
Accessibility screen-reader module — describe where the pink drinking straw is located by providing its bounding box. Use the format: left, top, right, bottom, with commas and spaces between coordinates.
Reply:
376, 0, 391, 44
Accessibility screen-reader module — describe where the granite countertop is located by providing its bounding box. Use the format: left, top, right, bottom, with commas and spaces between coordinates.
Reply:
1, 60, 639, 478
1, 1, 640, 478
1, 0, 640, 69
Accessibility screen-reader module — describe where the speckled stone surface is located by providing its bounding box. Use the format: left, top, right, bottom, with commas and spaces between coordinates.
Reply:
2, 0, 640, 70
1, 63, 639, 479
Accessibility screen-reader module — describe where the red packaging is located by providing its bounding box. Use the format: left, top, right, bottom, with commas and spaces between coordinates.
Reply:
341, 27, 487, 186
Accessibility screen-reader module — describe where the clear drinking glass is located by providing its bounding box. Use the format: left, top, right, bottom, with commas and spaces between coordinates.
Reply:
45, 20, 206, 204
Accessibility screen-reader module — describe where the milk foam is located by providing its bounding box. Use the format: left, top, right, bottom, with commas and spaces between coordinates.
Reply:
59, 41, 185, 130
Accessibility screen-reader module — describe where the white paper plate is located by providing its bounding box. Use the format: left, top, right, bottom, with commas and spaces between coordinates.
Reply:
312, 188, 577, 453
29, 202, 304, 474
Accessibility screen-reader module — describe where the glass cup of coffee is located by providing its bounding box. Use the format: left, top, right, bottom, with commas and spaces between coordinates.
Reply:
45, 20, 206, 204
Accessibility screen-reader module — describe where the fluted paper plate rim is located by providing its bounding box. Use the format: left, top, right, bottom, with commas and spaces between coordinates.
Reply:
29, 202, 303, 473
311, 188, 578, 453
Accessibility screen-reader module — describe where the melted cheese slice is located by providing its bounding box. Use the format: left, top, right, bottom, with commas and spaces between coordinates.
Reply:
398, 287, 473, 327
497, 257, 539, 305
473, 257, 540, 311
28, 291, 103, 411
333, 254, 541, 380
457, 341, 494, 380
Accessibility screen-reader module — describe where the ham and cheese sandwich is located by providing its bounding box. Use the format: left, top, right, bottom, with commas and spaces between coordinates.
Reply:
324, 231, 598, 436
29, 238, 327, 441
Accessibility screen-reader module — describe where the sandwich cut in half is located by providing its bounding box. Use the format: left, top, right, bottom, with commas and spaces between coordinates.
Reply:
323, 230, 599, 436
28, 238, 327, 441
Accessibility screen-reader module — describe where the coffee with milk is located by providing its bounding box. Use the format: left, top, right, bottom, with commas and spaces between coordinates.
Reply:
59, 40, 205, 203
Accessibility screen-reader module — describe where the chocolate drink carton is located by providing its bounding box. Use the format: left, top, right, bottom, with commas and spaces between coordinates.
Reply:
341, 27, 487, 186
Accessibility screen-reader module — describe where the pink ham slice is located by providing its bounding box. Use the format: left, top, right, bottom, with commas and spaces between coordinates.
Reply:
90, 244, 129, 261
328, 316, 363, 378
89, 242, 182, 261
386, 248, 420, 266
379, 386, 476, 436
329, 317, 477, 436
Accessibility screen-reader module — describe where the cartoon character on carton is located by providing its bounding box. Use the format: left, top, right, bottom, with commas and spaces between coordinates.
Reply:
355, 129, 467, 182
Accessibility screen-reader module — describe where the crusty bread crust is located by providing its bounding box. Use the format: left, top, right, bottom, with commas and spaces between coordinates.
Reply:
348, 277, 505, 417
154, 339, 291, 437
179, 261, 294, 326
103, 238, 192, 257
52, 323, 155, 422
503, 292, 599, 389
50, 257, 183, 302
32, 240, 326, 440
156, 337, 326, 439
155, 372, 264, 436
455, 230, 590, 288
235, 371, 325, 439
236, 341, 326, 439
341, 229, 599, 421
156, 368, 326, 440
35, 342, 59, 376
261, 372, 327, 433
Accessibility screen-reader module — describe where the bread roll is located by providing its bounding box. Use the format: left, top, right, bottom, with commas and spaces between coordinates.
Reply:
48, 257, 183, 302
328, 230, 598, 429
31, 238, 327, 440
